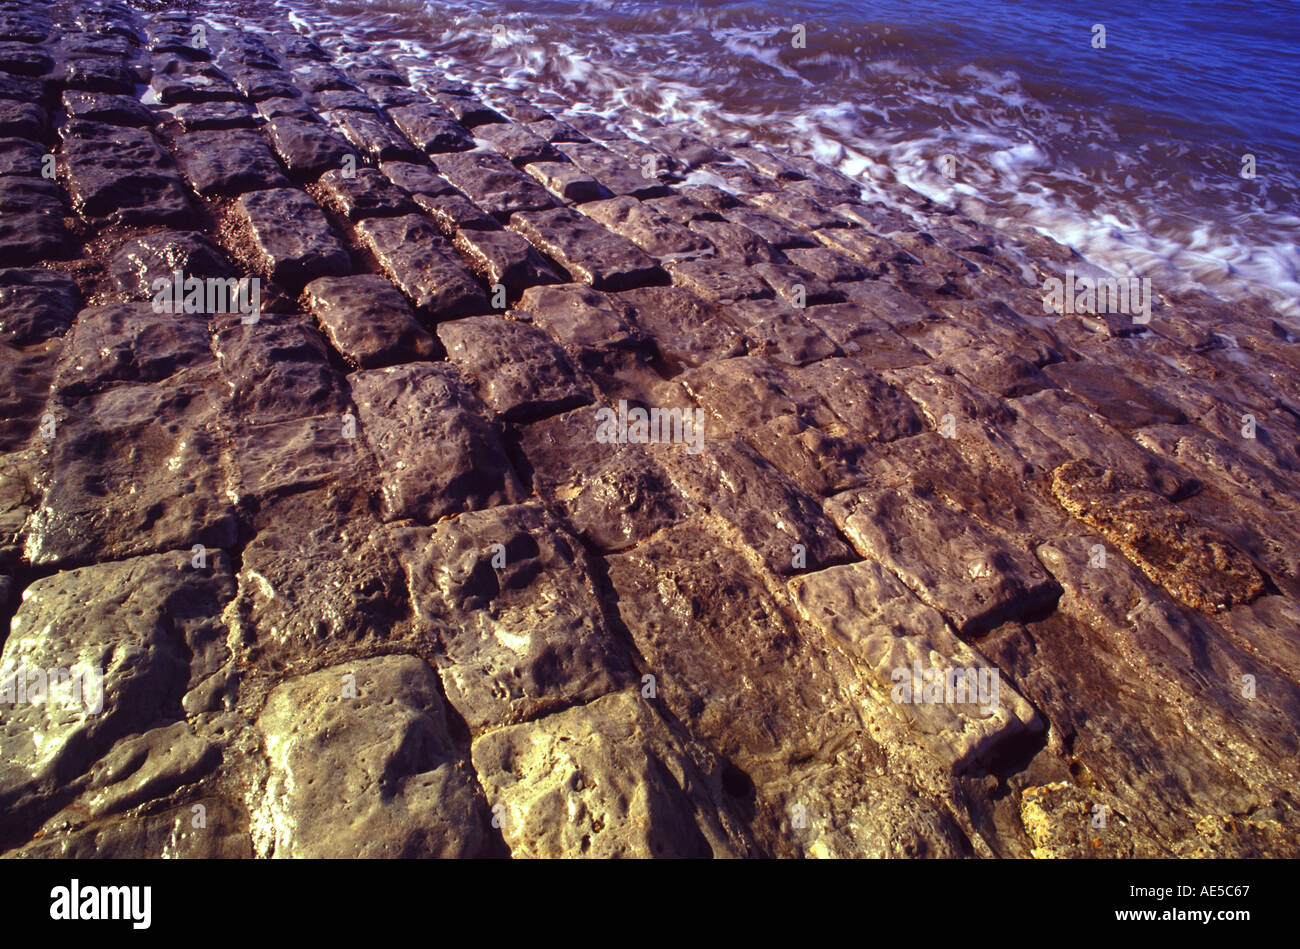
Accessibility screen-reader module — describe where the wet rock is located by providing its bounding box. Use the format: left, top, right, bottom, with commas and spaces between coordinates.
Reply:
523, 160, 608, 203
613, 285, 745, 369
643, 193, 720, 225
438, 314, 595, 421
520, 404, 689, 551
751, 260, 845, 305
0, 268, 79, 345
782, 245, 874, 284
790, 560, 1041, 772
433, 93, 504, 127
378, 160, 455, 197
640, 129, 727, 168
303, 274, 436, 368
472, 689, 747, 857
309, 88, 379, 114
491, 94, 552, 123
604, 521, 864, 806
258, 96, 319, 124
386, 102, 474, 154
0, 177, 70, 263
170, 100, 257, 131
0, 42, 53, 77
656, 435, 853, 575
0, 340, 59, 450
1049, 460, 1265, 613
354, 214, 489, 318
749, 191, 852, 230
62, 123, 194, 227
0, 8, 50, 44
393, 502, 630, 728
557, 142, 670, 199
146, 22, 212, 62
150, 57, 240, 104
230, 413, 366, 503
580, 195, 712, 259
826, 481, 1062, 636
814, 227, 914, 274
735, 306, 841, 368
413, 190, 499, 233
474, 121, 561, 165
108, 229, 233, 301
229, 493, 409, 666
82, 722, 220, 818
175, 128, 289, 198
510, 205, 662, 291
265, 116, 352, 178
51, 303, 213, 399
253, 655, 495, 858
678, 355, 829, 434
513, 282, 654, 382
434, 148, 556, 218
316, 167, 417, 221
937, 343, 1053, 399
348, 362, 525, 522
0, 100, 44, 139
25, 380, 238, 566
1030, 535, 1300, 822
793, 357, 927, 441
0, 548, 234, 842
666, 257, 773, 304
1018, 782, 1143, 859
451, 226, 561, 297
213, 313, 350, 426
0, 137, 44, 178
527, 118, 590, 144
234, 187, 350, 285
724, 208, 817, 250
801, 303, 931, 367
1012, 387, 1200, 499
276, 35, 330, 63
322, 108, 422, 163
287, 61, 355, 94
1042, 360, 1187, 430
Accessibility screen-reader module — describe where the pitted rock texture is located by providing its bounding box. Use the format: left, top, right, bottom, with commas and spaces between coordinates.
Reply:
1, 0, 1299, 860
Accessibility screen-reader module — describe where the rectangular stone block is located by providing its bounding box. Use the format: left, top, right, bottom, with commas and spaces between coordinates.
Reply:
790, 561, 1041, 772
322, 109, 423, 163
175, 129, 289, 198
557, 142, 670, 199
392, 503, 630, 729
438, 314, 595, 421
303, 274, 437, 368
450, 227, 561, 297
433, 148, 556, 218
348, 363, 525, 523
265, 117, 352, 178
826, 484, 1062, 636
510, 206, 664, 291
386, 102, 474, 153
235, 187, 350, 285
354, 214, 490, 319
579, 196, 713, 260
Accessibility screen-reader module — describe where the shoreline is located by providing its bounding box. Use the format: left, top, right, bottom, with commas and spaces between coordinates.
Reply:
1, 0, 1299, 859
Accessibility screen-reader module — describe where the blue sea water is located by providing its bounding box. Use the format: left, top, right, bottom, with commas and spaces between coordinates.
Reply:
277, 0, 1300, 312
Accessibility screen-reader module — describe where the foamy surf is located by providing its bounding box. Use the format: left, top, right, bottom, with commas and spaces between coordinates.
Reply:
259, 0, 1299, 321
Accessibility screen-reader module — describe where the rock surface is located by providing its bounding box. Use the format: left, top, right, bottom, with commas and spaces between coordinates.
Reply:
1, 0, 1298, 860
